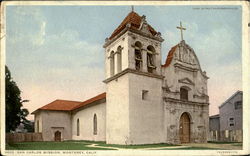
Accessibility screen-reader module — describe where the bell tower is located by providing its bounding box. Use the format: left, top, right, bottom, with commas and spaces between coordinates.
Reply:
103, 10, 165, 145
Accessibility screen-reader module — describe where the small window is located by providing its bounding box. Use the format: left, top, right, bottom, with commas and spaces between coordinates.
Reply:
37, 120, 39, 132
147, 45, 156, 73
228, 117, 235, 127
77, 119, 80, 136
134, 41, 142, 71
180, 87, 189, 101
93, 114, 97, 135
110, 51, 115, 76
234, 101, 242, 109
142, 90, 149, 100
117, 46, 122, 73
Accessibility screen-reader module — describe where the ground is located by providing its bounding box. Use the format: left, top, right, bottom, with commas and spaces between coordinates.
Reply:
6, 141, 242, 150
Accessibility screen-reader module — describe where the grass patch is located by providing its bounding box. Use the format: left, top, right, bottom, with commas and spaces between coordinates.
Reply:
97, 143, 178, 149
232, 143, 243, 146
6, 141, 114, 150
160, 147, 220, 150
6, 140, 178, 150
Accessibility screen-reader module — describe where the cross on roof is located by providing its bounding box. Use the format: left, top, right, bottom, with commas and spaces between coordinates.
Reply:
176, 21, 186, 41
131, 5, 134, 12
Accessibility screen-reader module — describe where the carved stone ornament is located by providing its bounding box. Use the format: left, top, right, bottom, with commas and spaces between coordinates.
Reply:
170, 125, 176, 129
178, 77, 195, 86
170, 108, 176, 114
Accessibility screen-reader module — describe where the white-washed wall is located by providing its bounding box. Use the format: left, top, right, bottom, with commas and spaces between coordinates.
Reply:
72, 102, 106, 141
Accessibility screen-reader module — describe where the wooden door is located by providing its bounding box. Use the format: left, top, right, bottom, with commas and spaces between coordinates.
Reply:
179, 113, 190, 143
54, 131, 61, 141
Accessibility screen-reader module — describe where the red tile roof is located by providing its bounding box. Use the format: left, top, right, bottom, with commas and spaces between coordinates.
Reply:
32, 92, 106, 114
109, 11, 157, 40
72, 92, 106, 110
162, 45, 178, 68
38, 100, 82, 111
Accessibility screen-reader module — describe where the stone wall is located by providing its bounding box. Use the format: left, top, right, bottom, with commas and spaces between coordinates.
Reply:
165, 100, 209, 144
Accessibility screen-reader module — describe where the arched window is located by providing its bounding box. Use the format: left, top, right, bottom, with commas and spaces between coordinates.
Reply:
147, 45, 156, 73
110, 51, 115, 76
93, 114, 97, 135
180, 87, 189, 101
134, 41, 142, 71
117, 46, 122, 73
36, 120, 39, 132
77, 118, 80, 136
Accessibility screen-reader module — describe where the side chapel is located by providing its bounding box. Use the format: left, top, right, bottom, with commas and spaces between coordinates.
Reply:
32, 10, 209, 145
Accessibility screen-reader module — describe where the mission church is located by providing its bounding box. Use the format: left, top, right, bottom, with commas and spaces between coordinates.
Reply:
32, 10, 209, 144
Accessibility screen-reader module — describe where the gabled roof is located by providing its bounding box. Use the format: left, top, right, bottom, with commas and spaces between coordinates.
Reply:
37, 100, 82, 111
31, 92, 106, 114
72, 92, 106, 110
109, 11, 157, 40
219, 90, 243, 109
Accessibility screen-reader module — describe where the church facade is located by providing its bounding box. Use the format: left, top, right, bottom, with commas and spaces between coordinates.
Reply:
32, 11, 209, 145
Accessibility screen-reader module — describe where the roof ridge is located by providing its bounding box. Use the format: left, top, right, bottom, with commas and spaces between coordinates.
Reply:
219, 90, 243, 108
72, 92, 106, 110
54, 99, 82, 103
109, 11, 157, 40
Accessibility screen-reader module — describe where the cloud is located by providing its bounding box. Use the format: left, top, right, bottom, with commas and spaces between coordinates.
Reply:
7, 7, 46, 49
7, 7, 106, 120
33, 21, 46, 46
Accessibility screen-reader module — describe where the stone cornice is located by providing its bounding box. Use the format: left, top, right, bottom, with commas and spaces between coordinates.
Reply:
103, 28, 128, 48
103, 68, 164, 83
128, 28, 164, 42
163, 97, 209, 106
174, 63, 199, 72
103, 28, 164, 48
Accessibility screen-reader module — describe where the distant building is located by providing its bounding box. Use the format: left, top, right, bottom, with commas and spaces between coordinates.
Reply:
209, 91, 243, 142
15, 123, 27, 133
209, 114, 220, 141
14, 121, 34, 133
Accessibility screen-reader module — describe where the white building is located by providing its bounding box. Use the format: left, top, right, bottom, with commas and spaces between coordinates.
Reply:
32, 10, 209, 145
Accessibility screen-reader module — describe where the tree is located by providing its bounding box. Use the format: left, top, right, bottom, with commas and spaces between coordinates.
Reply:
5, 66, 29, 132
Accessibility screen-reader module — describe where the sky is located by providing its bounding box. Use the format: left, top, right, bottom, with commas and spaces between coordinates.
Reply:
6, 5, 242, 120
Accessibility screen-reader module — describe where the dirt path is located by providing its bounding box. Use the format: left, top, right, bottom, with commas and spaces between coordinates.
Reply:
86, 144, 122, 150
86, 144, 190, 150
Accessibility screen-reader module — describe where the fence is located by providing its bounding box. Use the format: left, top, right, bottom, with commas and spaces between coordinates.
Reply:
220, 130, 242, 142
6, 133, 43, 143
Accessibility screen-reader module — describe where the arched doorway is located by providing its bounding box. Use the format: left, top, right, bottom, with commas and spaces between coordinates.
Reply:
54, 131, 61, 141
179, 112, 190, 143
